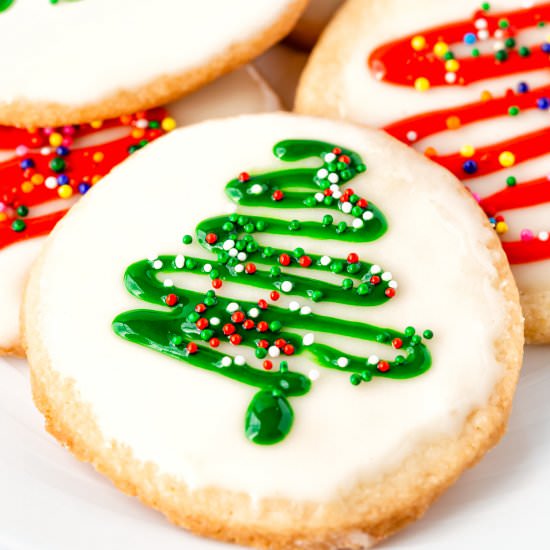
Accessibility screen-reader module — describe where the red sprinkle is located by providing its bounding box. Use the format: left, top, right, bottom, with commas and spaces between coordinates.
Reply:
230, 334, 242, 345
222, 323, 236, 336
209, 337, 220, 348
392, 338, 403, 349
357, 198, 368, 208
263, 360, 273, 371
238, 172, 250, 182
298, 255, 312, 267
165, 293, 178, 307
338, 154, 351, 164
258, 339, 269, 348
258, 299, 268, 310
196, 318, 209, 330
212, 278, 222, 289
195, 303, 206, 313
370, 275, 381, 285
205, 233, 218, 245
347, 253, 359, 264
232, 311, 245, 324
385, 288, 396, 298
186, 342, 198, 354
283, 344, 295, 355
275, 338, 286, 348
257, 321, 269, 332
279, 253, 291, 266
272, 190, 284, 201
245, 263, 257, 274
332, 147, 342, 155
242, 319, 255, 330
270, 291, 280, 301
377, 360, 390, 373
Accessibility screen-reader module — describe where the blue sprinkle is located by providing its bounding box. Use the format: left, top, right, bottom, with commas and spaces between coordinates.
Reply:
464, 32, 477, 45
20, 158, 35, 170
537, 97, 549, 110
542, 43, 550, 54
56, 145, 70, 157
462, 160, 478, 174
517, 82, 529, 94
57, 174, 69, 186
78, 183, 91, 195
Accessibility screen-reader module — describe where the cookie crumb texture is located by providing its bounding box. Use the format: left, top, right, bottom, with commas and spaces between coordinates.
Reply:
24, 114, 523, 548
0, 0, 306, 127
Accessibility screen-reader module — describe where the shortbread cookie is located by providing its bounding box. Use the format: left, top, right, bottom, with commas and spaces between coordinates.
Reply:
24, 113, 522, 548
289, 0, 343, 49
296, 0, 550, 342
0, 67, 279, 356
0, 0, 304, 127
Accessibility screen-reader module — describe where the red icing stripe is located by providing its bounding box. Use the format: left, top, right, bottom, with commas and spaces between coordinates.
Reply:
370, 3, 550, 264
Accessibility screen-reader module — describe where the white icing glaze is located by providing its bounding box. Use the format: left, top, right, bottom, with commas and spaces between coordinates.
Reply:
0, 0, 294, 105
0, 66, 279, 351
321, 0, 550, 294
33, 114, 510, 501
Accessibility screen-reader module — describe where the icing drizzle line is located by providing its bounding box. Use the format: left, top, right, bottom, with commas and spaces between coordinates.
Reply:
113, 140, 433, 446
0, 109, 174, 250
369, 2, 550, 264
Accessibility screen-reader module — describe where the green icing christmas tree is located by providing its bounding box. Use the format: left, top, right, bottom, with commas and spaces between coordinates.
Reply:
113, 140, 432, 445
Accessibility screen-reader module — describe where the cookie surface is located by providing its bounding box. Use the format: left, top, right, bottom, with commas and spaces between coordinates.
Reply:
0, 67, 279, 356
288, 0, 343, 49
24, 113, 522, 548
296, 0, 550, 341
0, 0, 304, 127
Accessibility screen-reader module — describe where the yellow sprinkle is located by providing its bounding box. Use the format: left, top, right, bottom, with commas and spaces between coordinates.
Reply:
481, 90, 493, 102
496, 221, 508, 234
90, 120, 103, 129
21, 182, 34, 193
161, 117, 177, 132
31, 173, 44, 185
92, 152, 105, 163
460, 145, 475, 157
0, 212, 7, 222
49, 132, 63, 147
414, 77, 431, 92
446, 116, 461, 130
58, 185, 73, 199
411, 35, 426, 51
499, 151, 516, 167
92, 175, 102, 185
131, 128, 145, 139
433, 41, 449, 57
445, 59, 460, 72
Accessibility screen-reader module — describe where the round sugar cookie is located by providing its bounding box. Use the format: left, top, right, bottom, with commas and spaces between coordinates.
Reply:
0, 0, 304, 127
0, 67, 279, 357
288, 0, 344, 49
296, 0, 550, 342
24, 113, 523, 548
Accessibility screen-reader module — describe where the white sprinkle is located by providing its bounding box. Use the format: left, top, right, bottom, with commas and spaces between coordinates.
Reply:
223, 239, 235, 251
317, 168, 329, 179
381, 271, 392, 282
474, 18, 487, 29
152, 260, 163, 270
229, 247, 238, 257
248, 308, 260, 318
203, 263, 213, 273
136, 118, 149, 129
303, 333, 315, 346
227, 302, 239, 313
539, 231, 549, 242
289, 301, 300, 312
341, 202, 352, 214
337, 357, 349, 368
300, 306, 312, 315
370, 265, 381, 274
235, 264, 244, 273
45, 176, 58, 189
210, 317, 220, 326
478, 29, 489, 40
368, 355, 379, 365
406, 130, 418, 142
237, 252, 247, 261
221, 356, 232, 367
269, 346, 280, 357
250, 183, 263, 194
234, 355, 246, 366
494, 29, 504, 39
363, 211, 374, 221
388, 280, 398, 289
330, 184, 339, 192
40, 147, 51, 156
281, 281, 293, 293
324, 152, 336, 163
328, 172, 339, 184
308, 369, 320, 381
163, 279, 174, 287
314, 192, 324, 202
352, 218, 364, 229
493, 41, 504, 51
175, 254, 185, 268
320, 255, 331, 266
147, 253, 158, 261
445, 72, 457, 84
332, 190, 342, 199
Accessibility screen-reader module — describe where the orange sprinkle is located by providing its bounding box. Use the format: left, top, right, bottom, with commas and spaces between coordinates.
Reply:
91, 175, 102, 185
424, 146, 438, 158
21, 182, 34, 193
481, 90, 493, 102
446, 116, 461, 130
92, 152, 105, 163
131, 128, 145, 139
31, 174, 44, 185
120, 114, 132, 125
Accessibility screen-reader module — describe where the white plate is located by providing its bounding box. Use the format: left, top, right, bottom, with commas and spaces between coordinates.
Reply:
1, 347, 548, 550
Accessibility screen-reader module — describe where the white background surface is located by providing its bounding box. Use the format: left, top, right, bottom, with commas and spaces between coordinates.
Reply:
0, 346, 548, 549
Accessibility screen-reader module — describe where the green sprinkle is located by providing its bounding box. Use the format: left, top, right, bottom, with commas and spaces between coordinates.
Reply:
322, 214, 333, 226
443, 51, 454, 60
11, 219, 26, 232
244, 223, 255, 233
255, 220, 266, 231
289, 220, 301, 231
49, 157, 65, 173
182, 234, 193, 244
204, 297, 216, 307
405, 326, 415, 337
361, 371, 372, 382
200, 330, 214, 341
504, 37, 515, 49
255, 347, 267, 359
342, 278, 353, 290
170, 335, 183, 346
506, 176, 517, 187
508, 106, 520, 116
185, 258, 196, 270
16, 205, 29, 217
346, 263, 361, 274
356, 283, 370, 295
336, 221, 348, 234
311, 290, 323, 302
263, 246, 275, 257
270, 266, 281, 277
494, 49, 508, 62
423, 329, 434, 340
222, 222, 234, 231
270, 320, 282, 333
472, 48, 480, 57
323, 196, 334, 206
498, 18, 509, 29
350, 374, 361, 386
518, 46, 531, 57
187, 312, 200, 323
293, 247, 305, 257
481, 2, 490, 11
330, 261, 344, 273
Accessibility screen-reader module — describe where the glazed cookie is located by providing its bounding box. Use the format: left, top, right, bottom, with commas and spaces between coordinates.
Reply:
0, 0, 304, 127
0, 67, 279, 356
296, 0, 550, 342
24, 113, 522, 548
288, 0, 344, 49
